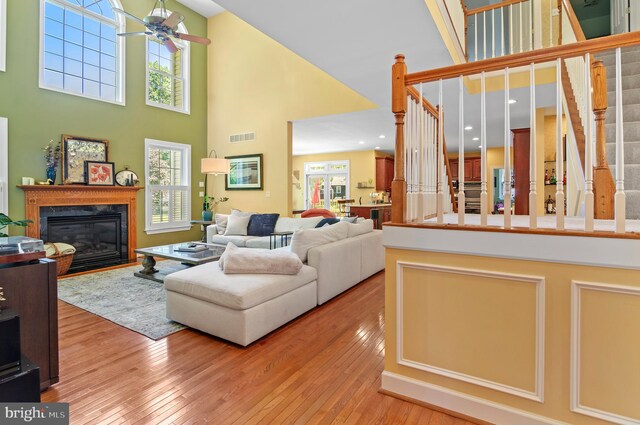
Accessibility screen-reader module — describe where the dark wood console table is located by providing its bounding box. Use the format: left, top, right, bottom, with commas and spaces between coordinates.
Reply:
0, 259, 58, 390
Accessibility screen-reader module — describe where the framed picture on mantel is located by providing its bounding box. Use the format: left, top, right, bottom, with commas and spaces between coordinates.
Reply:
62, 135, 109, 184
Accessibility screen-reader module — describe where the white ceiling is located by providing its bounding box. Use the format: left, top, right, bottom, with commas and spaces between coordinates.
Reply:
177, 0, 559, 155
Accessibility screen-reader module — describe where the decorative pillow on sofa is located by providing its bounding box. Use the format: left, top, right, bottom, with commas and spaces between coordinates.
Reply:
247, 213, 280, 236
347, 219, 374, 237
215, 213, 229, 235
340, 216, 359, 223
290, 221, 349, 262
224, 214, 252, 236
315, 218, 340, 228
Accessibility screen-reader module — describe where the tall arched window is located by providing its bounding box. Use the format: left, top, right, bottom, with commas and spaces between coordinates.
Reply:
146, 9, 190, 114
40, 0, 125, 104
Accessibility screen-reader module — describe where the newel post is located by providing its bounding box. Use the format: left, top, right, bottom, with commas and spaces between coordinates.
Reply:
392, 54, 407, 224
592, 59, 615, 219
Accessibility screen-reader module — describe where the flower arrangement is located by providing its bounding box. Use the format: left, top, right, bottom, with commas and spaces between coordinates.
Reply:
203, 195, 229, 211
43, 139, 61, 169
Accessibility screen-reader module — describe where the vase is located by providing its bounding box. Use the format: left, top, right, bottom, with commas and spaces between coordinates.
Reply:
46, 167, 56, 185
202, 210, 213, 222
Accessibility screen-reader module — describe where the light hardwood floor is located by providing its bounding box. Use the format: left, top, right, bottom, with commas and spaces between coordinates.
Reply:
43, 271, 478, 424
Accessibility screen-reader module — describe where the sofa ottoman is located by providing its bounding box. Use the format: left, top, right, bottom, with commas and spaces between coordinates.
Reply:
165, 261, 318, 346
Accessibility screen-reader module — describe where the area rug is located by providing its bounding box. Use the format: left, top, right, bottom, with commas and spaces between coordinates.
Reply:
58, 261, 189, 340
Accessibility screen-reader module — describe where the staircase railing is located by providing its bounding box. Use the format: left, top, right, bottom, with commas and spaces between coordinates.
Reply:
391, 31, 640, 235
396, 83, 456, 223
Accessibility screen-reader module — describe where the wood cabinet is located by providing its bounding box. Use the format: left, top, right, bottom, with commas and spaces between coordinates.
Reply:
349, 205, 392, 229
375, 157, 394, 192
449, 158, 482, 181
0, 259, 58, 390
512, 128, 531, 215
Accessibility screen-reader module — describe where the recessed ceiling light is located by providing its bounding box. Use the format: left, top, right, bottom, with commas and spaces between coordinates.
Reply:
472, 137, 479, 141
508, 99, 517, 104
379, 135, 386, 139
358, 141, 365, 145
464, 126, 473, 131
375, 146, 381, 150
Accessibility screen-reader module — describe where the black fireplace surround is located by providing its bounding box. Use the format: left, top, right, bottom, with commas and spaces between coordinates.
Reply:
39, 205, 128, 273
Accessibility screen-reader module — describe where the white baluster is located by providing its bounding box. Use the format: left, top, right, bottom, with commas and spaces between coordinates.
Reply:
509, 4, 513, 55
458, 76, 465, 224
483, 12, 487, 60
549, 0, 553, 47
432, 114, 437, 215
556, 58, 565, 230
481, 71, 488, 226
615, 47, 626, 233
437, 80, 444, 224
584, 53, 594, 232
405, 94, 411, 222
475, 14, 478, 62
529, 0, 533, 51
492, 9, 495, 59
529, 62, 538, 229
500, 7, 505, 57
519, 1, 523, 53
504, 67, 512, 229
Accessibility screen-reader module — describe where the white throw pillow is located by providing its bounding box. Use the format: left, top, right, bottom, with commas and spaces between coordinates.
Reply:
290, 221, 349, 262
347, 219, 374, 238
224, 214, 251, 236
231, 209, 254, 218
215, 213, 229, 235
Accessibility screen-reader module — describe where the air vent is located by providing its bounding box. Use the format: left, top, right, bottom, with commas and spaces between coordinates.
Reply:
229, 131, 256, 143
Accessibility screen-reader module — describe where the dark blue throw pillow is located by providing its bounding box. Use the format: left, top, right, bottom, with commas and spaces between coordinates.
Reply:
247, 213, 280, 236
315, 218, 340, 228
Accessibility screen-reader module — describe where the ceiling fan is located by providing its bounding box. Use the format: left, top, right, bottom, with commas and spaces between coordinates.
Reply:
112, 0, 211, 53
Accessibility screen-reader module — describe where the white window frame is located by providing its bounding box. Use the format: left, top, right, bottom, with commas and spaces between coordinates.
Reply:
145, 8, 190, 114
38, 0, 126, 105
0, 0, 6, 72
144, 138, 191, 234
0, 117, 7, 214
303, 160, 350, 210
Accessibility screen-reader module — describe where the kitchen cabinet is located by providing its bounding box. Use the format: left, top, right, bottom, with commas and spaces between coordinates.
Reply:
512, 128, 530, 215
350, 204, 392, 229
449, 157, 482, 181
375, 157, 394, 192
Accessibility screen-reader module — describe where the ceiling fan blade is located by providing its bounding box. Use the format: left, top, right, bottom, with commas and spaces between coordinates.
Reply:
163, 38, 179, 54
162, 12, 185, 29
175, 33, 211, 45
112, 8, 147, 27
117, 31, 152, 37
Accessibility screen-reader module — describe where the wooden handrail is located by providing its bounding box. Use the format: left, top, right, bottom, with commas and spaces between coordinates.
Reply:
405, 32, 640, 85
465, 0, 528, 16
407, 86, 439, 117
560, 0, 586, 42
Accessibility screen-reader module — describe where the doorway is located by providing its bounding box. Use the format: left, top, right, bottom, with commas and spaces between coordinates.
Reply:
304, 161, 349, 214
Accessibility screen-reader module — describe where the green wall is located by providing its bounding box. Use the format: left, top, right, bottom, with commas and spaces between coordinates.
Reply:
570, 0, 611, 38
0, 0, 208, 247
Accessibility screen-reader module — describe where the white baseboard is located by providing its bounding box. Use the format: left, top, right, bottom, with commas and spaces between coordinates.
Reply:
380, 371, 569, 425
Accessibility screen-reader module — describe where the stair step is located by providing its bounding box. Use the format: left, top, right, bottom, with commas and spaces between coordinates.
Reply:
609, 164, 640, 190
622, 190, 640, 219
607, 88, 640, 106
606, 141, 640, 165
606, 74, 640, 91
606, 121, 640, 143
598, 52, 640, 67
603, 61, 640, 77
605, 106, 640, 124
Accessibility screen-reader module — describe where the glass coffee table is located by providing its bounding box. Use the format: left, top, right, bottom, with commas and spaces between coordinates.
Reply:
134, 243, 226, 283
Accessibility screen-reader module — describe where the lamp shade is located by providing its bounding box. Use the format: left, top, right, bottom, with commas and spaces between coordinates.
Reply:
201, 157, 230, 174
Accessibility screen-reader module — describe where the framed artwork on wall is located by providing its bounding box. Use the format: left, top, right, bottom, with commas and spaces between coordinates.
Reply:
62, 135, 109, 184
85, 161, 115, 186
225, 154, 263, 190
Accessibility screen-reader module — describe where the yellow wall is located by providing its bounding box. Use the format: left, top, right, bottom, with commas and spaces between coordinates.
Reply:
292, 150, 378, 211
385, 245, 640, 424
207, 13, 377, 216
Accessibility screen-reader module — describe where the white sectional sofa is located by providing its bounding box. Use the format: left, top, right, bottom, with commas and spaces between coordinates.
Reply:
165, 220, 384, 346
206, 216, 325, 248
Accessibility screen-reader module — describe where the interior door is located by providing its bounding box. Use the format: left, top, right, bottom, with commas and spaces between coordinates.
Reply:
611, 0, 630, 34
306, 175, 326, 210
